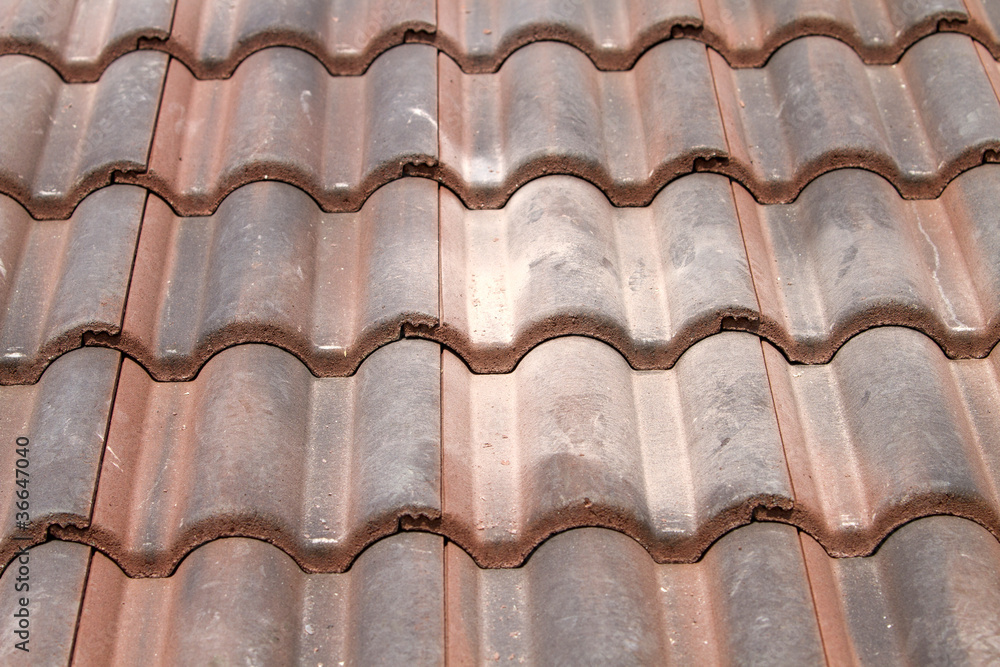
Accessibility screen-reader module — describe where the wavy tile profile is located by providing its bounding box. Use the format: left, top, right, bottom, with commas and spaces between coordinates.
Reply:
441, 333, 793, 566
0, 186, 143, 385
765, 326, 1000, 555
804, 516, 1000, 665
712, 33, 1000, 202
699, 0, 969, 66
115, 179, 437, 380
0, 348, 119, 568
439, 33, 1000, 209
437, 39, 728, 209
435, 0, 702, 72
61, 518, 1000, 665
434, 174, 757, 373
64, 340, 440, 576
0, 0, 173, 82
0, 51, 166, 219
164, 0, 435, 77
0, 541, 90, 665
740, 166, 1000, 362
72, 533, 444, 666
127, 45, 437, 216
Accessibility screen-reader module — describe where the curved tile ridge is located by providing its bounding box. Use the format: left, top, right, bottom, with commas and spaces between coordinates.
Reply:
441, 333, 794, 566
111, 179, 437, 381
436, 38, 729, 209
432, 173, 759, 373
740, 165, 1000, 363
72, 533, 444, 666
0, 541, 91, 665
56, 340, 441, 577
162, 0, 435, 78
435, 0, 702, 72
710, 32, 1000, 203
438, 33, 1000, 211
432, 166, 1000, 374
0, 347, 120, 570
763, 326, 1000, 556
0, 0, 173, 82
0, 186, 144, 386
0, 50, 166, 220
803, 515, 1000, 665
698, 0, 969, 66
123, 45, 438, 217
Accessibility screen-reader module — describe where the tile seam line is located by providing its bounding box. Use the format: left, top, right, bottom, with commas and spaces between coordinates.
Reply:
797, 531, 834, 667
66, 546, 94, 666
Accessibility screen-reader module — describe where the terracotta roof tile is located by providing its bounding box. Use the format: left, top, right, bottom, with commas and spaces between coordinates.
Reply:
127, 45, 438, 215
0, 51, 166, 219
0, 348, 119, 566
765, 326, 1000, 555
441, 333, 792, 566
0, 541, 90, 665
115, 179, 437, 380
0, 186, 143, 385
70, 340, 439, 576
166, 0, 436, 77
72, 533, 444, 665
0, 0, 174, 82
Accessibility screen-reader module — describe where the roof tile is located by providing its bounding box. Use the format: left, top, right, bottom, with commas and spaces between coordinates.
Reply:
166, 0, 436, 77
0, 0, 174, 81
72, 533, 444, 666
441, 333, 792, 566
712, 33, 1000, 202
765, 326, 1000, 555
0, 541, 90, 665
73, 340, 440, 575
128, 45, 438, 215
437, 173, 757, 372
117, 179, 437, 380
0, 348, 119, 567
0, 186, 143, 385
0, 51, 166, 219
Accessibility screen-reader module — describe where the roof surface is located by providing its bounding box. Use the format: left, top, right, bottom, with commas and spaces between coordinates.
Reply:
1, 0, 1000, 665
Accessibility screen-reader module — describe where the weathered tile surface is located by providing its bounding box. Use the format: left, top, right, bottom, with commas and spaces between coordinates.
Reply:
128, 45, 437, 215
0, 51, 166, 219
0, 186, 144, 385
0, 348, 119, 568
118, 179, 437, 380
73, 533, 444, 666
0, 0, 174, 81
72, 340, 439, 575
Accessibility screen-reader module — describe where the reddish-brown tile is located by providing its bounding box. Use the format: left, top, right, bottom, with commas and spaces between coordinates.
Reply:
0, 51, 166, 219
437, 39, 728, 208
739, 166, 1000, 363
447, 524, 824, 665
0, 348, 119, 567
0, 186, 144, 385
116, 179, 437, 381
127, 45, 437, 216
963, 0, 1000, 58
166, 0, 435, 77
712, 33, 1000, 203
0, 541, 91, 665
804, 516, 1000, 664
436, 0, 702, 72
436, 173, 757, 372
73, 533, 444, 666
441, 333, 792, 566
764, 326, 1000, 556
700, 0, 968, 66
0, 0, 173, 82
70, 340, 439, 576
